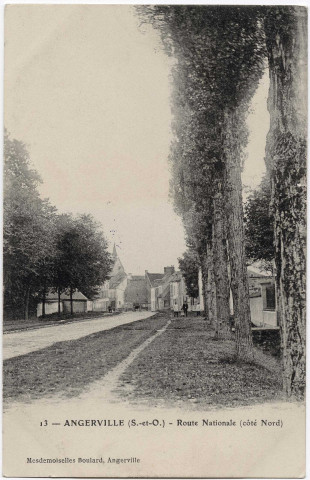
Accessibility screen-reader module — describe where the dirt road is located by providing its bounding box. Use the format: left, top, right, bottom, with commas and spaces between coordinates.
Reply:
3, 311, 155, 360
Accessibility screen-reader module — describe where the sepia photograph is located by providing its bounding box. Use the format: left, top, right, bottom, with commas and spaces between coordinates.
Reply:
2, 3, 307, 478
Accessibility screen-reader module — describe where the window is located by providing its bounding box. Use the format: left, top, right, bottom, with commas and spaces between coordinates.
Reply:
262, 282, 276, 311
266, 284, 275, 310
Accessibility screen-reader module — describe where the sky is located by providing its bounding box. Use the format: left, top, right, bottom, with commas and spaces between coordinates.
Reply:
243, 69, 270, 194
4, 5, 269, 275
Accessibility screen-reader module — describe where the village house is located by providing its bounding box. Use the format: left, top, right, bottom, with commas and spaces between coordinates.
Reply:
157, 266, 175, 310
93, 244, 127, 311
145, 270, 165, 310
37, 290, 88, 317
169, 271, 187, 311
150, 278, 162, 311
151, 266, 175, 311
247, 266, 277, 327
198, 264, 277, 328
150, 266, 198, 313
92, 245, 148, 312
37, 291, 62, 317
124, 274, 148, 310
61, 291, 88, 314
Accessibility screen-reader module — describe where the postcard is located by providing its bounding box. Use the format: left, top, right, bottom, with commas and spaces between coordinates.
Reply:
3, 4, 306, 478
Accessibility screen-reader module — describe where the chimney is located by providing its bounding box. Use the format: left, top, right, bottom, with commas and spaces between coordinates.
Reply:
164, 266, 175, 276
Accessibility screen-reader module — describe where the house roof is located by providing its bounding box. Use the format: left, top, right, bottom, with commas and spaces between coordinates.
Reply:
45, 290, 88, 301
146, 272, 165, 286
247, 260, 274, 277
159, 270, 177, 286
153, 270, 182, 290
109, 270, 127, 289
247, 266, 270, 278
61, 291, 88, 301
162, 283, 171, 300
169, 271, 183, 282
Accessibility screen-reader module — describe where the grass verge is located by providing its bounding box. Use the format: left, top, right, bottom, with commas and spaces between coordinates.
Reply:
3, 310, 122, 333
118, 316, 285, 408
3, 313, 167, 405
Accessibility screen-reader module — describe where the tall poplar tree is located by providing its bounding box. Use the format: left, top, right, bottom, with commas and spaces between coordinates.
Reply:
263, 6, 307, 397
139, 6, 265, 356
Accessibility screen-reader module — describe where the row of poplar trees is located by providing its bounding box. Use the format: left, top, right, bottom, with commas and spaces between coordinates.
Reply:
138, 6, 306, 399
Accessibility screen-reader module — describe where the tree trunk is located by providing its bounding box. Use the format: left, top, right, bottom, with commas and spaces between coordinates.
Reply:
213, 187, 232, 340
58, 287, 61, 315
203, 243, 217, 331
42, 288, 46, 318
199, 262, 209, 321
24, 285, 31, 321
264, 7, 307, 398
224, 110, 254, 362
70, 287, 73, 315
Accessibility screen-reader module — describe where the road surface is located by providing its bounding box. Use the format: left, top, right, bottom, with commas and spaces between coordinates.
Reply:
3, 311, 155, 360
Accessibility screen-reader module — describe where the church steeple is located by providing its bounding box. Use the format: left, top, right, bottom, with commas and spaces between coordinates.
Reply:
110, 243, 125, 277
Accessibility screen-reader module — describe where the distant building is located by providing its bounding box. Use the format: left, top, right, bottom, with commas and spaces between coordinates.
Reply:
145, 270, 165, 310
125, 274, 148, 310
157, 266, 175, 310
246, 265, 277, 327
198, 264, 277, 327
150, 266, 175, 311
150, 279, 162, 312
169, 271, 187, 311
37, 290, 88, 317
94, 244, 127, 311
150, 267, 198, 313
37, 245, 152, 316
61, 291, 88, 314
93, 245, 148, 312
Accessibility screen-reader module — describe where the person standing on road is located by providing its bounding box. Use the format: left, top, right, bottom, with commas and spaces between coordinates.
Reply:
173, 303, 179, 317
182, 302, 188, 317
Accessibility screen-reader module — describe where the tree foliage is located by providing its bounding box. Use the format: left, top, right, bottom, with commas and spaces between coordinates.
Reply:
178, 250, 199, 299
244, 175, 274, 267
3, 130, 57, 318
139, 5, 306, 388
138, 5, 266, 352
54, 214, 112, 301
3, 131, 112, 319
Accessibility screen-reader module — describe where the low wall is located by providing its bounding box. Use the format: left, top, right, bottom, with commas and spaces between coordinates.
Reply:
92, 299, 108, 312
